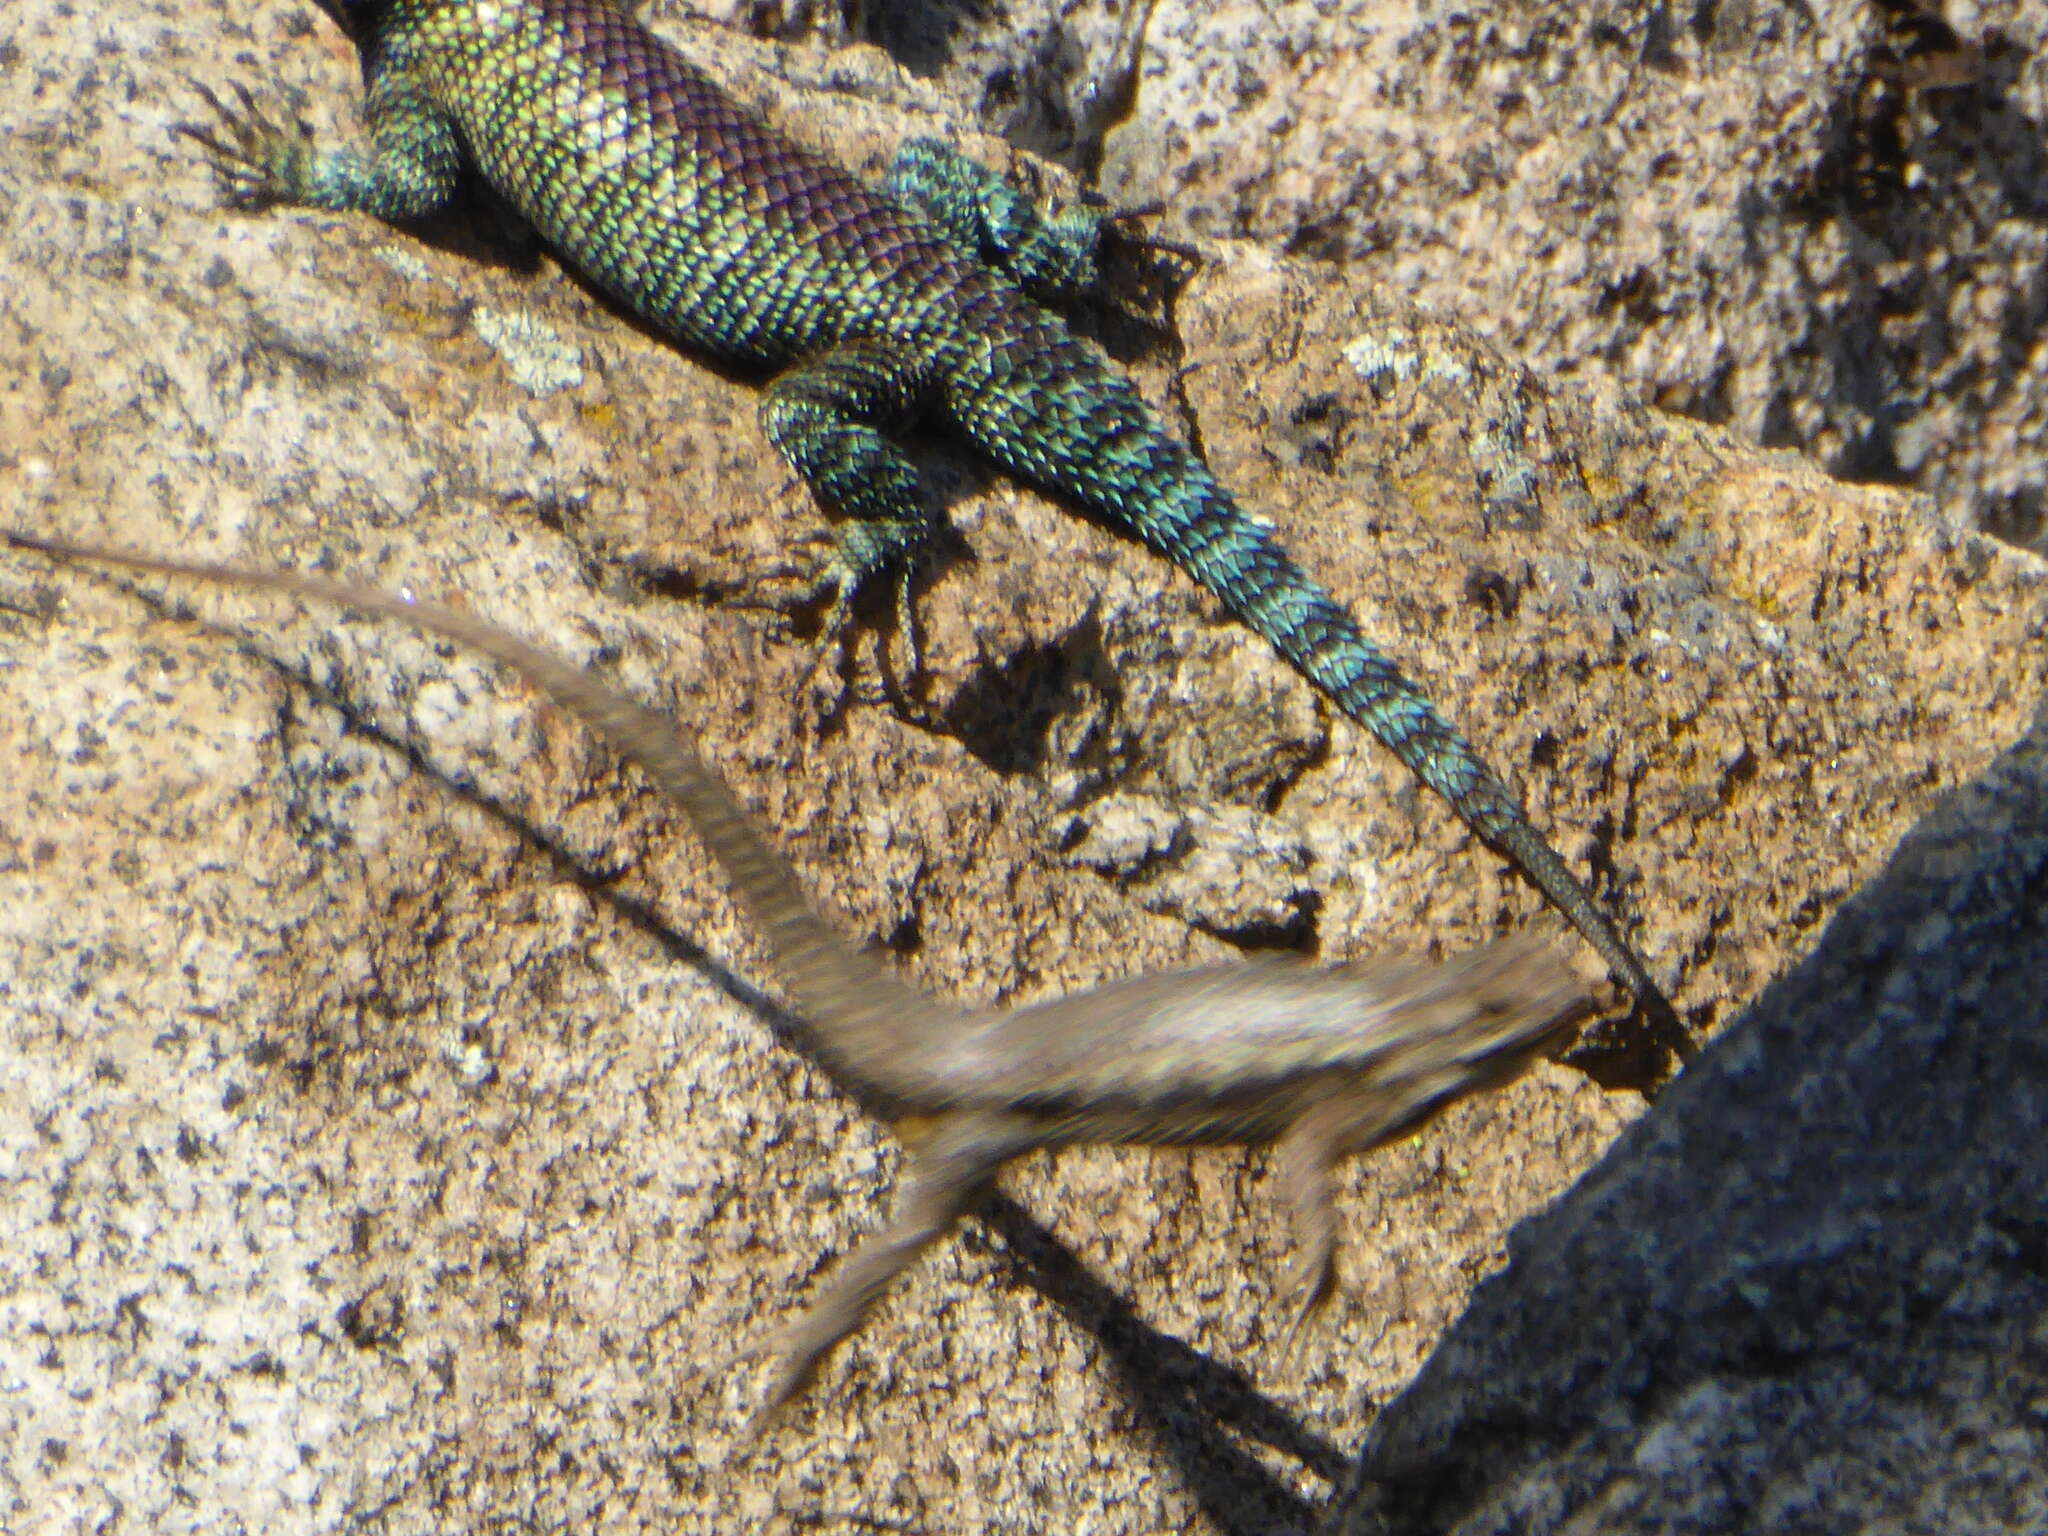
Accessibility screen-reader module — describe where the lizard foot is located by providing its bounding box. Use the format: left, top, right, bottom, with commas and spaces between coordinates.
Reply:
668, 1328, 805, 1436
673, 1319, 838, 1434
734, 539, 941, 729
1274, 1241, 1337, 1375
1101, 200, 1200, 265
172, 78, 317, 209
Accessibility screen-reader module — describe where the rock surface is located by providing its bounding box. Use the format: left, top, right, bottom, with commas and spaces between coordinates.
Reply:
2, 2, 2044, 1533
1332, 709, 2048, 1536
769, 0, 2048, 553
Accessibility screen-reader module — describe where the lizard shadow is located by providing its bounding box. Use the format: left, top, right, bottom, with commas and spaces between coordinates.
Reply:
978, 1187, 1347, 1534
375, 687, 1348, 1533
1738, 18, 2048, 543
120, 587, 1351, 1535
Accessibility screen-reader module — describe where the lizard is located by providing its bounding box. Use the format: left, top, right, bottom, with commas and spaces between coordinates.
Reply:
6, 530, 1596, 1410
172, 0, 1690, 1072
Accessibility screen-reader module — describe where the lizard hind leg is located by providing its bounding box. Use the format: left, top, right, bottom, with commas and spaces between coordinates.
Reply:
1272, 1097, 1365, 1364
757, 338, 943, 699
755, 1111, 1034, 1418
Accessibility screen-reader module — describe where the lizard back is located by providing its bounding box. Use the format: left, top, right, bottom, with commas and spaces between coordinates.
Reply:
373, 0, 1011, 363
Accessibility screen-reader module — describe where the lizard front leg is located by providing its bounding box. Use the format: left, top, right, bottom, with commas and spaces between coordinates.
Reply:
176, 70, 464, 219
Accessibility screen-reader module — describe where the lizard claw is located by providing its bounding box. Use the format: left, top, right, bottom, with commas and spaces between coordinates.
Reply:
728, 565, 865, 725
730, 542, 856, 655
726, 571, 812, 647
730, 528, 843, 617
172, 76, 316, 208
1274, 1244, 1336, 1371
668, 1326, 804, 1435
672, 1317, 836, 1433
731, 538, 941, 728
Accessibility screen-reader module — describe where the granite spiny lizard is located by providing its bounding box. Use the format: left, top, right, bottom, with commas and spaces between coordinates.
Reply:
178, 0, 1689, 1068
6, 530, 1595, 1407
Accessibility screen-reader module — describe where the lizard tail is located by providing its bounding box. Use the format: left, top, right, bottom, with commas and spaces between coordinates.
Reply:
3, 531, 961, 1094
957, 351, 1690, 1066
1149, 482, 1691, 1066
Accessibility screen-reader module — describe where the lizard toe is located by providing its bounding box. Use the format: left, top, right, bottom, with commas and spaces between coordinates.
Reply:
175, 76, 317, 208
